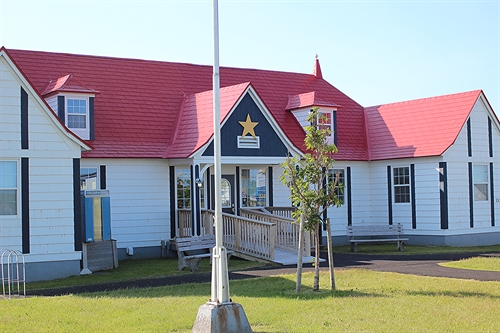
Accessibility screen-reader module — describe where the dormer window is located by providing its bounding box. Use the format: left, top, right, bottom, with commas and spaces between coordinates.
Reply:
60, 94, 93, 140
67, 98, 88, 129
286, 91, 339, 146
41, 74, 97, 141
318, 111, 333, 134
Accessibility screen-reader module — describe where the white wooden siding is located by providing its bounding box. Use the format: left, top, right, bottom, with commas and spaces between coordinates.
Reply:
412, 160, 441, 231
272, 167, 292, 207
81, 159, 170, 250
45, 95, 58, 114
444, 96, 500, 233
1, 57, 82, 264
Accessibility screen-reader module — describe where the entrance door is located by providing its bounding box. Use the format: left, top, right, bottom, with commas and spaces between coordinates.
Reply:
211, 174, 235, 214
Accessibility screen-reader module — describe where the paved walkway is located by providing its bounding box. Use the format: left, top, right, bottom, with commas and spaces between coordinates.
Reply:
27, 252, 499, 296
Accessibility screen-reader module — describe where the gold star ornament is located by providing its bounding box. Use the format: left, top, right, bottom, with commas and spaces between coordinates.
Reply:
239, 114, 258, 138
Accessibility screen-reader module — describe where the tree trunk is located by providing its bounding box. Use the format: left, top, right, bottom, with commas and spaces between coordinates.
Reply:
313, 224, 320, 291
296, 213, 305, 293
326, 218, 336, 290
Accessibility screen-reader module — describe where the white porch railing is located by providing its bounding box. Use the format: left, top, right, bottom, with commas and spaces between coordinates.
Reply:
177, 209, 193, 237
177, 207, 310, 261
240, 207, 311, 257
204, 210, 276, 261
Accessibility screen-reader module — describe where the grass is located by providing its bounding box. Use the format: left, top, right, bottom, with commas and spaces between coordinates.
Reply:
27, 244, 499, 290
331, 244, 500, 255
2, 269, 499, 333
440, 256, 500, 272
27, 257, 272, 290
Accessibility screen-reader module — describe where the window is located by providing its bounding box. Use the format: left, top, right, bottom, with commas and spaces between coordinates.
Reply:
318, 112, 332, 135
473, 165, 488, 201
393, 167, 410, 203
67, 99, 87, 129
0, 161, 17, 216
177, 169, 191, 209
80, 167, 98, 190
221, 178, 231, 207
328, 168, 344, 203
241, 168, 266, 207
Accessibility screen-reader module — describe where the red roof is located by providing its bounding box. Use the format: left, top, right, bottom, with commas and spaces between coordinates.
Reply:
41, 74, 99, 96
165, 82, 251, 158
7, 48, 368, 160
365, 90, 482, 160
285, 91, 339, 110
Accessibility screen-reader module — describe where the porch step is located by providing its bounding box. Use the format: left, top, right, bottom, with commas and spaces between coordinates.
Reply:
272, 248, 325, 266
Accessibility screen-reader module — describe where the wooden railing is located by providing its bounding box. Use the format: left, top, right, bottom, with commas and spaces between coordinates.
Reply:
264, 206, 296, 219
177, 209, 193, 237
240, 207, 311, 256
202, 210, 276, 261
178, 207, 309, 261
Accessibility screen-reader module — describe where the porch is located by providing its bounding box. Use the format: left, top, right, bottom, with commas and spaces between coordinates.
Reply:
176, 207, 317, 265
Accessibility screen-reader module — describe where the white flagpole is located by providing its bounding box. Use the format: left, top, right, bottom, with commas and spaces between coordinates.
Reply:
192, 2, 252, 331
211, 0, 230, 304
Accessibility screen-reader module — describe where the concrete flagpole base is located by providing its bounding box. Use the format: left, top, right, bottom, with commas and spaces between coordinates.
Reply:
192, 302, 252, 333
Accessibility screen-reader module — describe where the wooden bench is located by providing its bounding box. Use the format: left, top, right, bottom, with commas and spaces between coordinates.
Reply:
346, 224, 409, 252
174, 235, 233, 272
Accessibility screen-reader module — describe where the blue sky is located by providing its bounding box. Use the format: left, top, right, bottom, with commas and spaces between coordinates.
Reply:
1, 0, 499, 115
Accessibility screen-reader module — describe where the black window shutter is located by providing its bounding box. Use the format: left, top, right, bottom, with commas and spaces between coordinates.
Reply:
58, 96, 65, 125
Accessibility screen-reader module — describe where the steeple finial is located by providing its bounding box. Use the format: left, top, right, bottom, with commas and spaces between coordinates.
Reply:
313, 54, 322, 79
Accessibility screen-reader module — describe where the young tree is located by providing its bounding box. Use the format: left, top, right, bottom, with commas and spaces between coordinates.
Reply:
280, 107, 343, 292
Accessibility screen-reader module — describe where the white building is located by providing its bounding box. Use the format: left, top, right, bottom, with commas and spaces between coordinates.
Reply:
1, 47, 498, 281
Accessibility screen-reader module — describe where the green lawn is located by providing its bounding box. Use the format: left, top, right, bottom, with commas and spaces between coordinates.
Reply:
27, 256, 272, 291
27, 244, 500, 290
440, 256, 500, 272
3, 269, 499, 333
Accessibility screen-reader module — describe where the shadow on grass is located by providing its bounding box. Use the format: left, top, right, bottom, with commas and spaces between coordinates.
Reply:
405, 290, 500, 299
67, 275, 387, 300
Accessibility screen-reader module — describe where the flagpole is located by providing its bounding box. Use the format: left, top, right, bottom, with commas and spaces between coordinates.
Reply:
211, 0, 230, 304
192, 1, 252, 331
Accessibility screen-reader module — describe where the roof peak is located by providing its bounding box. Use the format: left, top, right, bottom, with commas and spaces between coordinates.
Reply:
313, 54, 322, 79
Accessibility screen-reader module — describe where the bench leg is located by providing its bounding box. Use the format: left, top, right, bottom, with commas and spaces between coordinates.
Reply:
178, 254, 188, 271
397, 241, 405, 252
350, 242, 357, 253
187, 258, 202, 272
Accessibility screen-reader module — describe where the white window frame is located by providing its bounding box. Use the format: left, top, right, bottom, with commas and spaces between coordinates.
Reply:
0, 160, 18, 216
65, 94, 90, 139
473, 164, 489, 201
80, 167, 99, 191
240, 168, 267, 208
328, 168, 345, 204
393, 166, 410, 204
317, 111, 333, 137
176, 168, 191, 209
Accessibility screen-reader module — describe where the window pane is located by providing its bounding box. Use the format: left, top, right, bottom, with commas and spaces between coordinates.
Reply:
80, 167, 98, 190
67, 99, 87, 129
473, 165, 488, 183
0, 161, 17, 188
177, 169, 191, 209
394, 186, 410, 203
221, 178, 231, 207
474, 184, 488, 201
0, 189, 17, 215
241, 168, 266, 207
68, 115, 86, 128
328, 168, 344, 203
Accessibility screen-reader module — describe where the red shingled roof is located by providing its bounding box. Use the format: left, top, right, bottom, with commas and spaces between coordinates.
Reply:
165, 82, 251, 158
365, 90, 482, 160
7, 48, 368, 160
41, 74, 99, 96
285, 91, 339, 110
